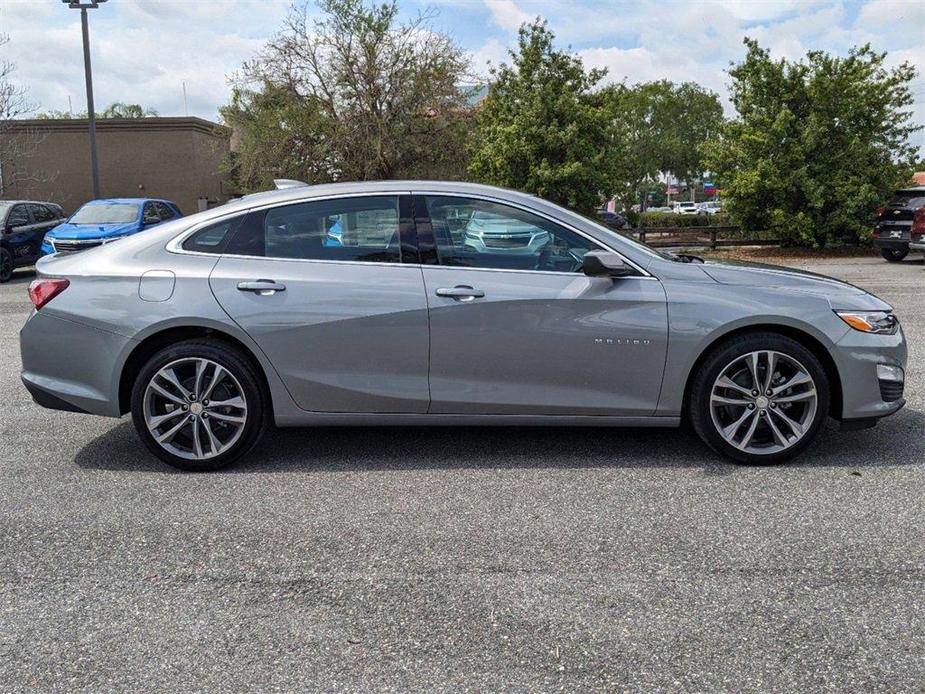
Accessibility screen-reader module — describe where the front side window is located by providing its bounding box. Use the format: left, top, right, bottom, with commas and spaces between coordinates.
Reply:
70, 203, 139, 225
424, 196, 600, 273
28, 204, 55, 223
226, 196, 401, 263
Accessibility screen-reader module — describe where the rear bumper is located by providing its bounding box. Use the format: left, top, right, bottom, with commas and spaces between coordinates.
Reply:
872, 238, 909, 251
20, 310, 132, 417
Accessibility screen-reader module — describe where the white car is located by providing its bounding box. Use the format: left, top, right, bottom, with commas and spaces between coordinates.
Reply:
698, 202, 723, 215
673, 202, 699, 215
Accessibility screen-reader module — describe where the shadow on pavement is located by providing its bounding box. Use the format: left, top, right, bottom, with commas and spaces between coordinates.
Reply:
75, 406, 924, 474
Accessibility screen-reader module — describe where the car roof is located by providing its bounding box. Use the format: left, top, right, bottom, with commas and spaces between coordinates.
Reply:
0, 200, 61, 206
225, 180, 547, 213
895, 186, 925, 194
82, 198, 162, 205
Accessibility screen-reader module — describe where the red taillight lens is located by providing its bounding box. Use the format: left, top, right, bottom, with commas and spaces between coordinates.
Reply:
876, 207, 884, 217
28, 278, 69, 310
912, 206, 925, 233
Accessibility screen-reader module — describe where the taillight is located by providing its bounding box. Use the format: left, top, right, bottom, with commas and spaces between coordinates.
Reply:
912, 206, 925, 233
876, 206, 884, 217
28, 278, 69, 310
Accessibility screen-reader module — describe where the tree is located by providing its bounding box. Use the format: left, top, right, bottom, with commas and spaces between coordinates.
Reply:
468, 20, 611, 214
34, 102, 158, 119
222, 0, 472, 192
0, 32, 36, 196
600, 80, 723, 213
704, 39, 921, 247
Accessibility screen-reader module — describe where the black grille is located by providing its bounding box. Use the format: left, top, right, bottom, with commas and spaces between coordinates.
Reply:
879, 379, 904, 402
52, 240, 102, 253
483, 235, 531, 248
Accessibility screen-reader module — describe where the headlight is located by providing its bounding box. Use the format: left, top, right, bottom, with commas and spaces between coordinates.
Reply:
835, 310, 899, 335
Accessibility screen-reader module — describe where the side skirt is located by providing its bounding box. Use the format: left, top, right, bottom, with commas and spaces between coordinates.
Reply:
274, 413, 681, 428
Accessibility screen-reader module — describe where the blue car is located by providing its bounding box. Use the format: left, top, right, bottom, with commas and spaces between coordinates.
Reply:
41, 198, 182, 256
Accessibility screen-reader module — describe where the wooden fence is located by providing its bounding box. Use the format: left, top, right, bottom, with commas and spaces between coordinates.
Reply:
628, 226, 781, 249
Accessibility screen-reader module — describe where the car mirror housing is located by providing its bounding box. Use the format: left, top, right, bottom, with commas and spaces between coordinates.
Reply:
582, 250, 633, 278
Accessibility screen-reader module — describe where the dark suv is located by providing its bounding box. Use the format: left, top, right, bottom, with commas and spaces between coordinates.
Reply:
873, 186, 925, 262
0, 201, 67, 283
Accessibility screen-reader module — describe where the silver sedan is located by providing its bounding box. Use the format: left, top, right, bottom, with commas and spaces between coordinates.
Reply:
20, 181, 907, 470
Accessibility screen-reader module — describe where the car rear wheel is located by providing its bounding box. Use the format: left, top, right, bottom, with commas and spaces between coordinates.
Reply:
130, 339, 269, 471
689, 333, 829, 464
0, 247, 12, 283
880, 248, 908, 262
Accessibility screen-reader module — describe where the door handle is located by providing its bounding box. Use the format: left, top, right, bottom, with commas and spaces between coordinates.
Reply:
237, 279, 286, 296
435, 285, 485, 301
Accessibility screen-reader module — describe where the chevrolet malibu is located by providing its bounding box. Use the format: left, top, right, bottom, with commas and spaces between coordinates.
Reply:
20, 181, 907, 471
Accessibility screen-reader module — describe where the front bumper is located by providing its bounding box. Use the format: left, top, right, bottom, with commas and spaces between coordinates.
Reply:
832, 321, 907, 422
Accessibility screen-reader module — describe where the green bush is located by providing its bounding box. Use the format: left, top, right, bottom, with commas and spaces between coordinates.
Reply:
638, 212, 731, 228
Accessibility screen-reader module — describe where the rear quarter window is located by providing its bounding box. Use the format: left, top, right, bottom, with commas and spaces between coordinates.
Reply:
181, 216, 244, 254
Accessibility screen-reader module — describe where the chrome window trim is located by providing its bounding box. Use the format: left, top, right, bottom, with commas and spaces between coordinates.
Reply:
166, 189, 654, 279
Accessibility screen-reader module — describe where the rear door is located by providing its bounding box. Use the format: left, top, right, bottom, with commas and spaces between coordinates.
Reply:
4, 204, 37, 263
415, 195, 668, 416
208, 194, 431, 413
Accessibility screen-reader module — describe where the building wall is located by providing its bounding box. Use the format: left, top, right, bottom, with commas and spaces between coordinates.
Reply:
0, 117, 231, 214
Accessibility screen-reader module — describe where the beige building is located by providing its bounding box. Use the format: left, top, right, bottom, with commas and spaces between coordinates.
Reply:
0, 117, 231, 214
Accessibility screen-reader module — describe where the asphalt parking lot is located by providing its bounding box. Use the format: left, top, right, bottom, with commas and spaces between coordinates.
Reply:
1, 254, 922, 692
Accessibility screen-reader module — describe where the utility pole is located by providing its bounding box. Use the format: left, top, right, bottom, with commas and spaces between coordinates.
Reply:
62, 0, 108, 199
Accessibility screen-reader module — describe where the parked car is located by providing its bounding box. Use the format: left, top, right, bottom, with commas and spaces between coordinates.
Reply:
872, 186, 925, 262
596, 209, 628, 228
21, 181, 906, 471
0, 200, 66, 283
673, 201, 699, 215
909, 206, 925, 257
41, 197, 182, 256
698, 201, 723, 215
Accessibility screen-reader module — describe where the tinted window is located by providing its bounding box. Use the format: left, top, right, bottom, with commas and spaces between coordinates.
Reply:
70, 203, 138, 224
8, 205, 30, 227
182, 216, 244, 254
155, 202, 175, 220
28, 204, 56, 223
226, 196, 401, 263
424, 196, 600, 273
887, 191, 925, 208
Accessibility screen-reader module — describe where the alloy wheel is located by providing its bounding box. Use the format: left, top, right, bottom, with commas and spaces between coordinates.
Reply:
0, 250, 12, 282
142, 357, 248, 461
709, 350, 818, 456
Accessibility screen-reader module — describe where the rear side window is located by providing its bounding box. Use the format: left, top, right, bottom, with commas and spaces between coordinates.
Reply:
182, 216, 244, 254
155, 202, 176, 220
225, 196, 401, 263
8, 205, 30, 227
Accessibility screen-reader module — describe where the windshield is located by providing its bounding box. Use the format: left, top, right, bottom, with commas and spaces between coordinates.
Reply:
69, 203, 138, 224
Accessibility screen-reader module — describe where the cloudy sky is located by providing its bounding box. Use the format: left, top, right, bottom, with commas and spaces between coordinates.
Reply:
1, 0, 922, 148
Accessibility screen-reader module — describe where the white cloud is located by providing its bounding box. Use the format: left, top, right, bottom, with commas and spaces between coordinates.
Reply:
483, 0, 533, 31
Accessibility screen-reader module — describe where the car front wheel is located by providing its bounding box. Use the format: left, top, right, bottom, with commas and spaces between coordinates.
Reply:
130, 339, 268, 471
689, 333, 830, 464
880, 248, 908, 262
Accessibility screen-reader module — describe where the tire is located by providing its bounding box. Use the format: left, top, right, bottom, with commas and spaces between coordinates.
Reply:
689, 332, 830, 465
130, 339, 269, 471
0, 247, 12, 283
880, 247, 908, 262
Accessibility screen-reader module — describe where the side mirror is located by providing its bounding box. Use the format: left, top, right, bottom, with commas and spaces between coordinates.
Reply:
582, 250, 633, 278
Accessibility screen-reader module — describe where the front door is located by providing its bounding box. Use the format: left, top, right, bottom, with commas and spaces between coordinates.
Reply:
209, 195, 430, 413
416, 195, 668, 416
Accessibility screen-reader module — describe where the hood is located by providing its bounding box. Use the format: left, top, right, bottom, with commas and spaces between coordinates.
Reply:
701, 259, 868, 297
47, 221, 139, 240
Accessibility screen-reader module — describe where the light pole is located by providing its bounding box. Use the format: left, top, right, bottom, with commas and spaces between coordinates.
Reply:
62, 0, 108, 199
